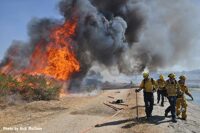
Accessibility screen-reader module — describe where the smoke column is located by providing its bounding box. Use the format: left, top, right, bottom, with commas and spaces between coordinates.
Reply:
1, 0, 200, 90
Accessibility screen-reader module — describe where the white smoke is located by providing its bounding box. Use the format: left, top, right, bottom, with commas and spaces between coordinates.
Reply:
133, 0, 200, 70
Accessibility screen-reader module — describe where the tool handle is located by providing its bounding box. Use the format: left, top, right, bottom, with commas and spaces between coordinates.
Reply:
136, 89, 139, 120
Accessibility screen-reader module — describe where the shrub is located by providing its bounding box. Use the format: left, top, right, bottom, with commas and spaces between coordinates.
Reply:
0, 73, 61, 101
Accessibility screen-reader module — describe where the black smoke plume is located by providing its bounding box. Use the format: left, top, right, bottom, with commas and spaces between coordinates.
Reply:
1, 0, 200, 91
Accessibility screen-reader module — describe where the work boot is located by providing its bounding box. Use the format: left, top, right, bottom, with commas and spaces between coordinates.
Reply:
172, 118, 177, 123
146, 113, 151, 120
146, 116, 151, 121
182, 118, 186, 120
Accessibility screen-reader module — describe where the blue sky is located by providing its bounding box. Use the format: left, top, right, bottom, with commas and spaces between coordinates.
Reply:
0, 0, 62, 60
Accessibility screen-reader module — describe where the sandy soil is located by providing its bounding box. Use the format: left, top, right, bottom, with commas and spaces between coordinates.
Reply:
0, 89, 200, 133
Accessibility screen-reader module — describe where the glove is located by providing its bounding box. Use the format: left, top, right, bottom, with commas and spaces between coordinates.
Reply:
191, 96, 194, 101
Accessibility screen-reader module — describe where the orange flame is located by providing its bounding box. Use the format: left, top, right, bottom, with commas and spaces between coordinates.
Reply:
0, 18, 80, 98
23, 18, 80, 80
0, 60, 14, 74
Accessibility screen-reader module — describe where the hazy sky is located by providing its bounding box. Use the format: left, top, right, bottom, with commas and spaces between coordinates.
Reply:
0, 0, 61, 60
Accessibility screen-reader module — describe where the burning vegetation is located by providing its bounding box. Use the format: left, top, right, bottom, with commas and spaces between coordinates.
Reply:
0, 18, 80, 100
0, 73, 61, 101
1, 18, 80, 80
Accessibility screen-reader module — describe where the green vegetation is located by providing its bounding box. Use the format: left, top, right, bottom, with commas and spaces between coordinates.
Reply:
0, 73, 61, 101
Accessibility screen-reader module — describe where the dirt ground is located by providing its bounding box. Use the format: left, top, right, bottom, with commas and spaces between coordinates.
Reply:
0, 88, 200, 133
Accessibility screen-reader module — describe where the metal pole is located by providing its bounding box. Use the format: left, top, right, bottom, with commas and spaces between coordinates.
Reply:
136, 89, 139, 120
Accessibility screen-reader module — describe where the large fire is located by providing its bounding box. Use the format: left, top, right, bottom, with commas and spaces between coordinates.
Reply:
24, 18, 80, 80
0, 18, 80, 98
1, 18, 80, 80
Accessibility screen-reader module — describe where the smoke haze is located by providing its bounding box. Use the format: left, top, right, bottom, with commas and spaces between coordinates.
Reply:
1, 0, 200, 89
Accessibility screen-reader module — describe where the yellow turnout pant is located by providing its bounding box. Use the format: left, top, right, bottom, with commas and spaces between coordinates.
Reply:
176, 97, 187, 119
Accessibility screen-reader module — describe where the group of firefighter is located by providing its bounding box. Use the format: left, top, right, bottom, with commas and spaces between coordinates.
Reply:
135, 72, 194, 123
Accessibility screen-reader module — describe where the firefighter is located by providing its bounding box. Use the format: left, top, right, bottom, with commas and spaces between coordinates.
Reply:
135, 72, 156, 119
157, 74, 166, 106
176, 75, 193, 120
165, 73, 181, 123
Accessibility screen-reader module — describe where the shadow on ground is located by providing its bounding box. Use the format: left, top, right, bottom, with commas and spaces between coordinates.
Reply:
95, 115, 171, 129
122, 115, 172, 128
95, 118, 135, 127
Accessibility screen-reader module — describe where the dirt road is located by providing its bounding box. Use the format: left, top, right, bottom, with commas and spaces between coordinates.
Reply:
0, 89, 200, 133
